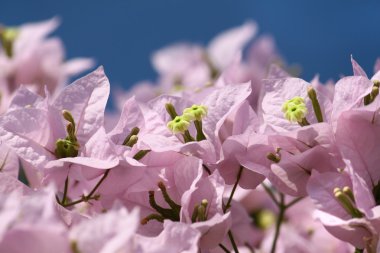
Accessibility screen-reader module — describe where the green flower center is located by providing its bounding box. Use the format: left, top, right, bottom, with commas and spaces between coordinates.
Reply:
183, 104, 207, 121
167, 116, 190, 134
282, 96, 308, 123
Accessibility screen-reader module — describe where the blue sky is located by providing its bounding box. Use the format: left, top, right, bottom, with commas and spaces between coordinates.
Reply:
3, 0, 379, 90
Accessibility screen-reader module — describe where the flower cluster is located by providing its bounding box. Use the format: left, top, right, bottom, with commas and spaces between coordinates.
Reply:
0, 18, 379, 253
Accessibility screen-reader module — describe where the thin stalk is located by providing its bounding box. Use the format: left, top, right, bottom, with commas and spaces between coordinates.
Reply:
228, 230, 239, 253
194, 120, 206, 141
224, 166, 243, 213
261, 183, 279, 206
219, 243, 231, 253
61, 169, 110, 207
61, 176, 69, 205
286, 196, 303, 208
87, 169, 110, 198
270, 194, 285, 253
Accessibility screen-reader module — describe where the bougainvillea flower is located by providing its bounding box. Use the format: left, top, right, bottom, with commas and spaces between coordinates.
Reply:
0, 67, 118, 189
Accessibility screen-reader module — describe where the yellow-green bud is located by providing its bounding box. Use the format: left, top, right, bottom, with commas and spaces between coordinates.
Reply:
62, 110, 75, 125
70, 241, 81, 253
55, 139, 79, 159
282, 96, 308, 123
167, 116, 190, 134
334, 187, 363, 218
165, 103, 178, 120
342, 186, 355, 202
2, 28, 18, 41
125, 135, 138, 147
0, 27, 18, 58
183, 104, 208, 121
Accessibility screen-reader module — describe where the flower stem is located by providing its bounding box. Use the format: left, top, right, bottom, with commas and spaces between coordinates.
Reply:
286, 196, 303, 208
194, 120, 206, 141
221, 166, 244, 253
86, 169, 110, 198
261, 183, 279, 206
61, 176, 69, 205
219, 243, 231, 253
228, 230, 239, 253
224, 166, 243, 213
60, 169, 110, 208
270, 193, 285, 253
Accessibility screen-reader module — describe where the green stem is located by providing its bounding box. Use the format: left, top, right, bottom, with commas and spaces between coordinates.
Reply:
286, 196, 303, 208
221, 167, 244, 253
87, 169, 110, 198
298, 117, 310, 126
133, 150, 150, 160
183, 130, 195, 143
61, 176, 69, 205
224, 166, 244, 213
261, 183, 279, 206
194, 120, 206, 141
270, 194, 285, 253
354, 248, 363, 253
61, 169, 110, 208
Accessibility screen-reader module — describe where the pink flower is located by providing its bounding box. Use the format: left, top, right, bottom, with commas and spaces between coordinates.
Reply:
0, 67, 118, 192
0, 185, 70, 253
0, 18, 93, 113
137, 221, 201, 253
124, 155, 231, 250
69, 206, 140, 253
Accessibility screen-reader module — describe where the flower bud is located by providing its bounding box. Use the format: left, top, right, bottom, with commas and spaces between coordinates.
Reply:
165, 103, 178, 120
125, 135, 138, 147
0, 27, 18, 57
62, 110, 75, 126
55, 139, 79, 159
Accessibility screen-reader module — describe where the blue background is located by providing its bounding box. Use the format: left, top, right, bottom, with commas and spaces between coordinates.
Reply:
2, 0, 379, 92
